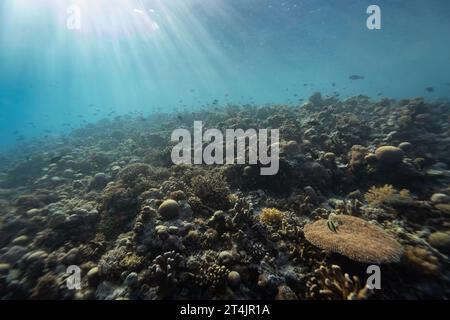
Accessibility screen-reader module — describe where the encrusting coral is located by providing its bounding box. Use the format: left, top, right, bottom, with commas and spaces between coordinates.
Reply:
304, 214, 404, 264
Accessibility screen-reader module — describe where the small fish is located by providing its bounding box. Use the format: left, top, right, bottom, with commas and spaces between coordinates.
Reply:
327, 219, 339, 233
349, 75, 365, 80
332, 82, 336, 87
426, 87, 434, 92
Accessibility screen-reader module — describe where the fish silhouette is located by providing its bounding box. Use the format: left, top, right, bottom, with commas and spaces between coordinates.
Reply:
349, 75, 365, 80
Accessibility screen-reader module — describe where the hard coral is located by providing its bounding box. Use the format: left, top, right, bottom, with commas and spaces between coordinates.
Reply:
402, 245, 442, 276
117, 163, 153, 186
304, 215, 403, 264
30, 273, 60, 300
259, 208, 285, 226
306, 265, 373, 300
191, 172, 231, 210
98, 247, 144, 279
364, 184, 411, 206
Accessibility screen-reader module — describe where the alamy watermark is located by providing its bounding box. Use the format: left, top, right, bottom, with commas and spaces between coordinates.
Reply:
171, 121, 280, 176
67, 5, 81, 30
367, 5, 382, 30
66, 265, 81, 290
66, 4, 382, 32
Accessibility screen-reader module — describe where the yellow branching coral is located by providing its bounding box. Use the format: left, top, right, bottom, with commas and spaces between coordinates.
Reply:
259, 208, 286, 225
304, 214, 403, 264
120, 254, 144, 271
364, 184, 410, 205
306, 265, 373, 300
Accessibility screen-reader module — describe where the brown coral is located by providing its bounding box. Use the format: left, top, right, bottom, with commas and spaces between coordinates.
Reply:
259, 208, 285, 225
306, 264, 373, 300
364, 184, 411, 206
304, 214, 403, 264
402, 245, 441, 276
191, 172, 231, 210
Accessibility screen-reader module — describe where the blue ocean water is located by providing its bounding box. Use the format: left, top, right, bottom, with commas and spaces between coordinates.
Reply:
1, 0, 449, 151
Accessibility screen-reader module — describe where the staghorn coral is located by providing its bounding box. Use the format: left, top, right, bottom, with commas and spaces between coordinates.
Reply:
364, 184, 411, 206
306, 264, 373, 300
304, 214, 404, 264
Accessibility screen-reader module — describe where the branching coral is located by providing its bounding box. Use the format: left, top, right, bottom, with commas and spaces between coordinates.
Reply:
120, 254, 144, 271
402, 245, 442, 276
259, 208, 285, 225
191, 172, 231, 210
196, 262, 229, 289
98, 247, 144, 279
304, 214, 404, 264
364, 184, 411, 206
306, 265, 373, 300
148, 251, 185, 287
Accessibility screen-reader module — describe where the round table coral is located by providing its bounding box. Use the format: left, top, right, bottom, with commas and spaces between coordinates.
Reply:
304, 215, 404, 264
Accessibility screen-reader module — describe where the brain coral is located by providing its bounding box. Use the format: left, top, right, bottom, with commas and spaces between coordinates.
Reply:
304, 215, 403, 264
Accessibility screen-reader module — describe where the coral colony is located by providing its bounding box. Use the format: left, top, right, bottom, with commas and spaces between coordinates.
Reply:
0, 93, 449, 300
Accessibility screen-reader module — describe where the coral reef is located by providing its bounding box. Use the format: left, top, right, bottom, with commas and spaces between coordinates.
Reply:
0, 94, 449, 300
